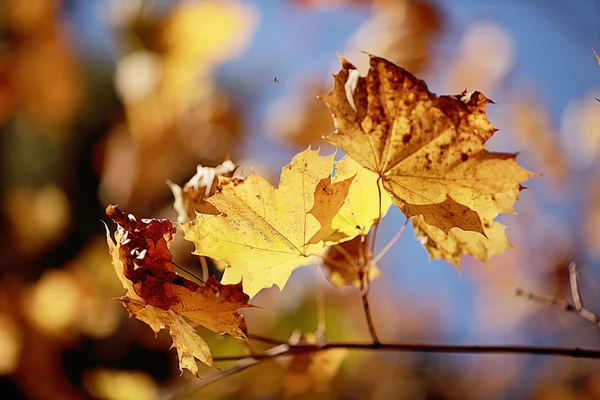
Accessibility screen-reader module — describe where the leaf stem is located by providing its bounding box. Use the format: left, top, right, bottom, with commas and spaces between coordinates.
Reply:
371, 218, 410, 266
369, 176, 384, 259
171, 261, 204, 283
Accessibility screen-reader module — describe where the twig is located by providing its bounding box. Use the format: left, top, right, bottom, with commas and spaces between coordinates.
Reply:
360, 279, 380, 346
246, 333, 286, 346
315, 269, 326, 341
171, 261, 204, 283
514, 262, 600, 326
160, 344, 290, 400
371, 218, 410, 266
213, 341, 600, 360
163, 340, 600, 400
569, 262, 584, 310
369, 176, 384, 258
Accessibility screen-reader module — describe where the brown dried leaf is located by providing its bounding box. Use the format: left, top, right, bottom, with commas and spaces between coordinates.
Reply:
106, 205, 251, 374
321, 55, 535, 266
322, 236, 380, 288
168, 160, 238, 222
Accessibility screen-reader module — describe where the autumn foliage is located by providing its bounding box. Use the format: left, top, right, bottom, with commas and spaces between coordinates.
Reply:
6, 1, 600, 399
106, 54, 533, 376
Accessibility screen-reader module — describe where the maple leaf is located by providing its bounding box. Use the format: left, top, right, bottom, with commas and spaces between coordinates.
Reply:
413, 216, 511, 267
106, 205, 250, 375
322, 236, 380, 289
167, 160, 238, 222
281, 332, 347, 397
317, 156, 388, 288
182, 149, 354, 297
330, 155, 392, 239
321, 54, 535, 266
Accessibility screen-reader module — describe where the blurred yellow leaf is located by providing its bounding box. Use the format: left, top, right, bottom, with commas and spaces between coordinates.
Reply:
343, 0, 443, 75
5, 184, 71, 255
161, 0, 259, 102
446, 21, 515, 94
85, 369, 157, 400
22, 270, 80, 335
0, 314, 22, 375
282, 333, 347, 396
508, 96, 567, 185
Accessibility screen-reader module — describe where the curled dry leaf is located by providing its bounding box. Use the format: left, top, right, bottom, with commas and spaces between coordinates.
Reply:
106, 205, 250, 375
281, 333, 347, 397
182, 149, 354, 297
321, 55, 535, 267
323, 236, 380, 289
168, 160, 238, 222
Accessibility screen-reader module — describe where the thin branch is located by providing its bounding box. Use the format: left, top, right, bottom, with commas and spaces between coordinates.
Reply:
160, 344, 290, 400
171, 261, 204, 283
514, 262, 600, 326
369, 176, 384, 258
315, 269, 326, 340
360, 279, 381, 346
164, 340, 600, 400
569, 262, 584, 310
213, 341, 600, 360
514, 288, 573, 311
371, 218, 410, 266
246, 333, 287, 346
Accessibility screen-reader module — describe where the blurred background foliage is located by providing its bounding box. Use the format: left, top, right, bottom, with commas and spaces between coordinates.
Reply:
1, 0, 600, 399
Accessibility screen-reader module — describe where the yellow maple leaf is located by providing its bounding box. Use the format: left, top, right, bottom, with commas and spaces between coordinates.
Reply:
321, 54, 535, 266
331, 156, 392, 239
182, 149, 354, 297
106, 206, 250, 375
413, 216, 511, 267
121, 297, 213, 376
316, 156, 389, 288
281, 332, 347, 397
